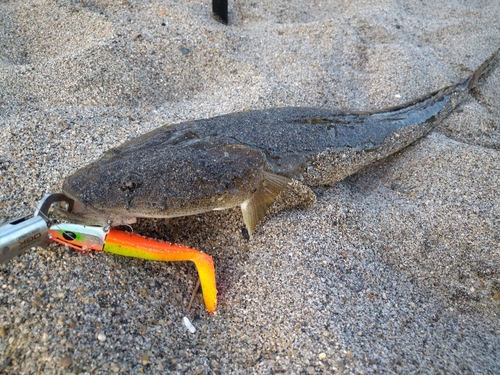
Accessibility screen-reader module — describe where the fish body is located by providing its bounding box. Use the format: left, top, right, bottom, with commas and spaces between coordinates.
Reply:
61, 50, 498, 235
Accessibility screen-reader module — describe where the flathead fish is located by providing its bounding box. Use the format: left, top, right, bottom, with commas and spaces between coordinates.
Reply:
60, 49, 498, 236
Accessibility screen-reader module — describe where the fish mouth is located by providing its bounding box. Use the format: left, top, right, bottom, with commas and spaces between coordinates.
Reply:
56, 194, 137, 227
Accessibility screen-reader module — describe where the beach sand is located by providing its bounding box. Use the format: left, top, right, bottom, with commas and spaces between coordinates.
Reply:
0, 0, 499, 373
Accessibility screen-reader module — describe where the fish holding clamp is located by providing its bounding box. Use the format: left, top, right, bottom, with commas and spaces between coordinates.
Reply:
0, 193, 217, 313
0, 193, 74, 264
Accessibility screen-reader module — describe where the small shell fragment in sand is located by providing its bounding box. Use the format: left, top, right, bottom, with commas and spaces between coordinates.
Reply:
183, 316, 196, 333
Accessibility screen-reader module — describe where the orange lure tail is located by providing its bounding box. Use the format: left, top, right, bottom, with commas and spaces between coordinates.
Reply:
49, 225, 217, 313
104, 229, 217, 313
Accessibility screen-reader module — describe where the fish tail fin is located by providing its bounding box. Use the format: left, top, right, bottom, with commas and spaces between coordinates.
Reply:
464, 47, 500, 90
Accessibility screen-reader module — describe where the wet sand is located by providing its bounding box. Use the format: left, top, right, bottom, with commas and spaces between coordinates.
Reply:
0, 1, 499, 373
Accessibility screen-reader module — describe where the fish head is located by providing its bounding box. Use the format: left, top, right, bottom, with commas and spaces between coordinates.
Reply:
60, 140, 268, 226
59, 168, 139, 227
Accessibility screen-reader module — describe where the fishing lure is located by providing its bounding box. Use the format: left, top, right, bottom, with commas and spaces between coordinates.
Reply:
48, 223, 217, 313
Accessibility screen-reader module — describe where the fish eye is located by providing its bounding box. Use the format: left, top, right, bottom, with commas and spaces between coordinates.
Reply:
120, 173, 143, 192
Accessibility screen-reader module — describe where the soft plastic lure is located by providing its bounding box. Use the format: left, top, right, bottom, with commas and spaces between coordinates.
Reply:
48, 223, 217, 313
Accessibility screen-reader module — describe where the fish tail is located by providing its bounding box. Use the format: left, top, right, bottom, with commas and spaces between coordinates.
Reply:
465, 47, 500, 90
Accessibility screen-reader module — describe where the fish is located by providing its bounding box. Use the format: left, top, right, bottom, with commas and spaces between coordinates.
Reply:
60, 49, 499, 237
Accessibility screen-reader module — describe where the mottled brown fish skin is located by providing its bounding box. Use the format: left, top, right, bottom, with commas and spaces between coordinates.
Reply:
62, 49, 499, 235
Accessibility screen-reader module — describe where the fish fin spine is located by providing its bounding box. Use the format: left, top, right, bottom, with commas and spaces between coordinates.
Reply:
240, 172, 291, 238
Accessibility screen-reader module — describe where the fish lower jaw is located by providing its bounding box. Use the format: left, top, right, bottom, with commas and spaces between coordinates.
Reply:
108, 215, 137, 227
55, 201, 137, 227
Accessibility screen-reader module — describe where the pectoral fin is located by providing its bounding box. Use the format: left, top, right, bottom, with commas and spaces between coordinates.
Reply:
240, 171, 291, 238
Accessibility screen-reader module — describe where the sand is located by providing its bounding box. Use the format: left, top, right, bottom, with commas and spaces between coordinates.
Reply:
0, 0, 499, 373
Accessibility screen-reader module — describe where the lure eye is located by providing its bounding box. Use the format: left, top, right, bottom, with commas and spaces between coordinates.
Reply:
62, 231, 77, 241
120, 173, 143, 192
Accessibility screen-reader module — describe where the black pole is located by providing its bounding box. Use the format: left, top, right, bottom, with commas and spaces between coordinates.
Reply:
212, 0, 228, 24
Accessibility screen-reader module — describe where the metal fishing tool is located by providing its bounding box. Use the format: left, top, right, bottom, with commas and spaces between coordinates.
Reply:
0, 193, 74, 263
